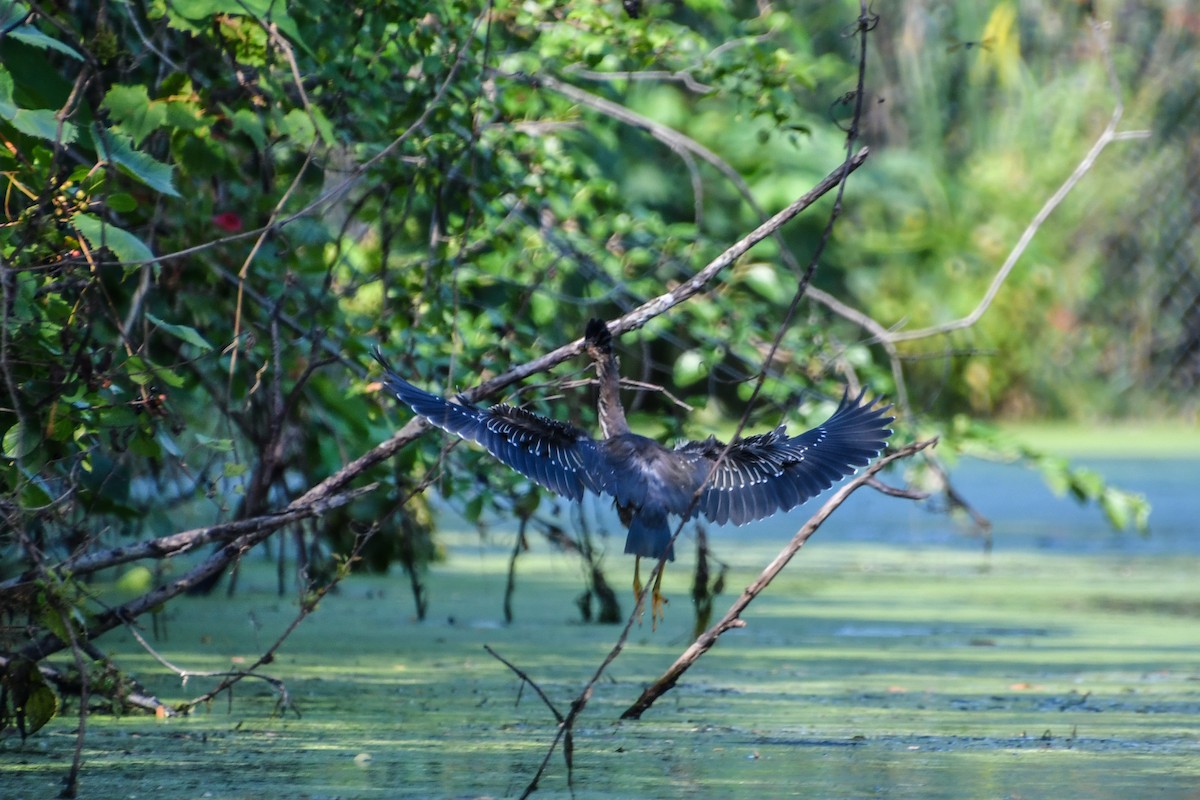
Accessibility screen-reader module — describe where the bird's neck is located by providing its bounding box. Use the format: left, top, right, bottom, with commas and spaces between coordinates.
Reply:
594, 347, 631, 438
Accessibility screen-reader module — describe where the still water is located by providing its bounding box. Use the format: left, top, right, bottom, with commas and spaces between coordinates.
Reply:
5, 457, 1197, 800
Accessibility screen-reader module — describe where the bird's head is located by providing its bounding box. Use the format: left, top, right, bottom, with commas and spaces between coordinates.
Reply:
583, 318, 615, 358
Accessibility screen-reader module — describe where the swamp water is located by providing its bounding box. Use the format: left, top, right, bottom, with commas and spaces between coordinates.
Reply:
4, 457, 1198, 799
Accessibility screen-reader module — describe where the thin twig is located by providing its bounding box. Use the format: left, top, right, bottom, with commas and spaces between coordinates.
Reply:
484, 645, 564, 723
178, 522, 389, 714
866, 475, 930, 500
512, 7, 879, 795
0, 485, 376, 594
565, 66, 714, 94
880, 21, 1149, 344
118, 616, 290, 712
621, 437, 937, 720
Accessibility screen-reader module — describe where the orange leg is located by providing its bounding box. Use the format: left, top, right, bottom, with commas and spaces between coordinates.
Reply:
633, 556, 668, 629
650, 563, 667, 629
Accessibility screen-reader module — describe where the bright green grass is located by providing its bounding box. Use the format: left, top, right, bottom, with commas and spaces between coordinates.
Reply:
5, 533, 1198, 800
997, 420, 1200, 458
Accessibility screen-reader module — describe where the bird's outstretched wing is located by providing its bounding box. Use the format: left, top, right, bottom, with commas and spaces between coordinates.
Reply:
674, 390, 894, 526
372, 349, 598, 501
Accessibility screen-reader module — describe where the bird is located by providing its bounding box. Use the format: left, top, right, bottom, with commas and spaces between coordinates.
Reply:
373, 320, 894, 625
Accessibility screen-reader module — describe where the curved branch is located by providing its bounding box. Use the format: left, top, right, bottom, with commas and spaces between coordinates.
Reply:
620, 436, 937, 720
882, 21, 1149, 344
465, 147, 870, 403
514, 71, 771, 207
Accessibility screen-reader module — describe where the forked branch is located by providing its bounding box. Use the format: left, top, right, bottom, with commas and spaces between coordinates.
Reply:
621, 436, 937, 720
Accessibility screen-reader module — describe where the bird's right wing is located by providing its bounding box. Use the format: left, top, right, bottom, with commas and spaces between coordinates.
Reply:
675, 390, 894, 526
373, 349, 598, 501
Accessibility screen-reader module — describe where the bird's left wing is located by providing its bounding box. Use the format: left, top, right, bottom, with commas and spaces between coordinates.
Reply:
373, 349, 598, 501
674, 389, 894, 526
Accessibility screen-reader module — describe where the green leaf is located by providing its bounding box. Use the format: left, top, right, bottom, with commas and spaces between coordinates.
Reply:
529, 293, 555, 326
673, 350, 706, 387
0, 65, 78, 143
740, 262, 784, 301
1100, 488, 1130, 532
154, 364, 187, 388
123, 353, 185, 388
277, 108, 315, 147
1100, 488, 1151, 535
107, 192, 138, 213
0, 66, 18, 119
223, 461, 248, 478
8, 26, 85, 61
21, 682, 58, 736
72, 212, 154, 265
0, 2, 25, 30
116, 566, 154, 594
146, 312, 214, 351
0, 656, 59, 738
20, 477, 52, 507
14, 108, 77, 143
2, 422, 40, 459
1068, 467, 1105, 503
1037, 456, 1070, 497
231, 108, 267, 150
196, 433, 234, 452
125, 355, 153, 385
101, 85, 167, 146
310, 106, 336, 146
91, 125, 180, 197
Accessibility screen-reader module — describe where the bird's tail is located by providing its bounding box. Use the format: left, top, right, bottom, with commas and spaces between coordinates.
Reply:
624, 506, 675, 562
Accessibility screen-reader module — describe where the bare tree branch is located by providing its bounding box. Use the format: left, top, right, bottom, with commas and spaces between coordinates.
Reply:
620, 436, 937, 720
565, 66, 714, 94
484, 645, 564, 723
0, 485, 376, 595
465, 146, 869, 404
879, 21, 1149, 345
10, 55, 870, 680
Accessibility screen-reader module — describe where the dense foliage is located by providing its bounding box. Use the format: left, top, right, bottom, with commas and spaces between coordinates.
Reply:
0, 0, 1187, 762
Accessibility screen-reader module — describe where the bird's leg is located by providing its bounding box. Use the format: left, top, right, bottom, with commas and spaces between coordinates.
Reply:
633, 556, 644, 621
632, 557, 668, 629
651, 563, 667, 629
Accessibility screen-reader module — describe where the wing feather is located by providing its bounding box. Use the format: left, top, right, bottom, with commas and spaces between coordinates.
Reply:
373, 349, 597, 501
675, 390, 894, 526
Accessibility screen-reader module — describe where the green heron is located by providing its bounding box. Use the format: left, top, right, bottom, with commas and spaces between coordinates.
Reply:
373, 320, 893, 623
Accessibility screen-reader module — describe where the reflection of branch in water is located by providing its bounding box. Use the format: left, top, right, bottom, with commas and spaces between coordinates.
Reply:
690, 523, 728, 640
484, 645, 564, 723
924, 455, 994, 552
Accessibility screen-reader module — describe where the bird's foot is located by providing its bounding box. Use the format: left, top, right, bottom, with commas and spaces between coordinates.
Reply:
650, 586, 668, 631
633, 557, 669, 630
632, 559, 645, 625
